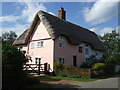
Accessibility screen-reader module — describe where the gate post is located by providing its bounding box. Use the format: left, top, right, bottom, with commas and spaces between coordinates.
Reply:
38, 59, 41, 75
44, 63, 48, 74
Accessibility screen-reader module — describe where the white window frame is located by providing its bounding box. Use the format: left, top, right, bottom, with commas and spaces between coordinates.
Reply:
59, 43, 64, 48
31, 42, 34, 49
37, 41, 44, 47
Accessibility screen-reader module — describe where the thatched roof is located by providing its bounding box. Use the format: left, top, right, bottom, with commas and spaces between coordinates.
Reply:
13, 11, 105, 51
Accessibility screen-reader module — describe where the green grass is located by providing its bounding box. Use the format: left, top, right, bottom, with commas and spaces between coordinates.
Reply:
39, 76, 99, 82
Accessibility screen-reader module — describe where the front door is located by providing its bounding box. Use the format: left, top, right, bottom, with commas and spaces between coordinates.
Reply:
73, 56, 77, 67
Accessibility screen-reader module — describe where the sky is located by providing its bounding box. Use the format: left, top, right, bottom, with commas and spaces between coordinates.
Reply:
0, 0, 120, 37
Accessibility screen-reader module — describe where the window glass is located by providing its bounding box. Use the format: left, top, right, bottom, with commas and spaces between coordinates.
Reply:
79, 46, 82, 53
31, 43, 34, 48
59, 58, 64, 63
59, 43, 64, 48
37, 41, 44, 47
35, 58, 41, 64
59, 36, 64, 40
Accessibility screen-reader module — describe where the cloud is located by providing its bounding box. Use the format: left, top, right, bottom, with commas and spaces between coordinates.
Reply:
0, 15, 20, 22
21, 2, 47, 23
99, 27, 114, 35
48, 12, 55, 15
89, 26, 120, 36
116, 25, 120, 33
1, 24, 29, 36
83, 0, 118, 25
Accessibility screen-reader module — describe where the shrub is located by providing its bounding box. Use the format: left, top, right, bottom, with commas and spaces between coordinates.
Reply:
104, 63, 115, 75
91, 63, 115, 77
80, 62, 89, 68
53, 62, 65, 76
53, 62, 81, 77
92, 63, 106, 70
2, 44, 26, 88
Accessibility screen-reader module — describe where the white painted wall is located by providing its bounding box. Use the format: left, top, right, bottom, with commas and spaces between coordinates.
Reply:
80, 42, 103, 62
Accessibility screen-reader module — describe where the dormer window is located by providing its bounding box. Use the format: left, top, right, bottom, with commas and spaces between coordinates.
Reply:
59, 36, 64, 40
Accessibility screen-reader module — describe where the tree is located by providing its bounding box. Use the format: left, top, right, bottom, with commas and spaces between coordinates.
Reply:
2, 44, 26, 88
99, 30, 120, 63
2, 31, 17, 44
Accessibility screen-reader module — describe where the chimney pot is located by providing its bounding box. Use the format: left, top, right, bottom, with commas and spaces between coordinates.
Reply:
58, 7, 66, 20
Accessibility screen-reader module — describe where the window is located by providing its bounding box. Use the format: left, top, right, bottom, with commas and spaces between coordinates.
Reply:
79, 46, 82, 53
86, 58, 89, 63
37, 41, 44, 47
59, 43, 64, 48
31, 43, 34, 48
59, 36, 64, 40
59, 58, 64, 63
35, 58, 41, 64
85, 48, 89, 55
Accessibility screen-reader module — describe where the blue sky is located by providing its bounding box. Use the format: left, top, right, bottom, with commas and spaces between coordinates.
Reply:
1, 1, 119, 36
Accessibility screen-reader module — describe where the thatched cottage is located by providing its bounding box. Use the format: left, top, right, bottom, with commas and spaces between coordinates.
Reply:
13, 8, 105, 70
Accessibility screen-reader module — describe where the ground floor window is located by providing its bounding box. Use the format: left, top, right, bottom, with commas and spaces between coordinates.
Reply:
59, 58, 64, 63
35, 57, 41, 64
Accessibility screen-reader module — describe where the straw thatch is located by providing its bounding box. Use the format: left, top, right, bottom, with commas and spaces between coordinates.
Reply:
13, 11, 105, 51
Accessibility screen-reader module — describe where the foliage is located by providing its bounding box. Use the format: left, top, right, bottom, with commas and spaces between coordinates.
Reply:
80, 62, 89, 68
2, 31, 17, 44
53, 62, 91, 78
92, 63, 106, 70
2, 44, 26, 88
103, 63, 115, 74
91, 63, 115, 77
99, 30, 120, 63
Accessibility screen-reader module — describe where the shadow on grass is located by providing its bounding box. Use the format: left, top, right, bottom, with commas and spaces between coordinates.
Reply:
39, 76, 61, 81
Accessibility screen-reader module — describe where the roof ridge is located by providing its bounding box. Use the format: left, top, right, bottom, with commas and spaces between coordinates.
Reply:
37, 10, 97, 36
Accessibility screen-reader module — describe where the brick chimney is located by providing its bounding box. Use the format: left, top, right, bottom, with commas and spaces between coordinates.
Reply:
58, 7, 66, 20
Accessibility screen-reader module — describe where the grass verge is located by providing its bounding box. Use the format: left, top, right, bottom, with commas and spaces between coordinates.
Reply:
39, 75, 99, 82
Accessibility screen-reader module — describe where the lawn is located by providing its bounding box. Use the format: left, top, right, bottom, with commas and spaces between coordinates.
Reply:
39, 75, 99, 82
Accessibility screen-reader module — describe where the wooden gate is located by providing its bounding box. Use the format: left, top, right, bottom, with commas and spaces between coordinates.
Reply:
23, 63, 50, 75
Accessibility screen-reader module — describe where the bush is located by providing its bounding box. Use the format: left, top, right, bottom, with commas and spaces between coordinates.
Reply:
92, 63, 106, 70
91, 63, 115, 77
80, 62, 89, 68
53, 62, 81, 77
2, 44, 26, 88
104, 63, 115, 75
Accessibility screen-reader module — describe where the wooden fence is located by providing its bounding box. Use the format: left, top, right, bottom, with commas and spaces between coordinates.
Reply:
66, 68, 91, 78
23, 63, 50, 75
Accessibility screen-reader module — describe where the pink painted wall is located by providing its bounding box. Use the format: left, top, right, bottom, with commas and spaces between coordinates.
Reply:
54, 36, 85, 68
23, 20, 54, 70
21, 19, 85, 70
